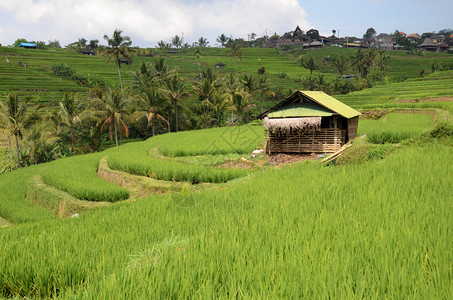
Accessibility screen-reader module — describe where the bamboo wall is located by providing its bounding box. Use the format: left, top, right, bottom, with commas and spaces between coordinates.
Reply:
347, 117, 359, 142
266, 128, 346, 154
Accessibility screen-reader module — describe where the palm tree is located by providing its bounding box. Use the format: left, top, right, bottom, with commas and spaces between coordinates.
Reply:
331, 54, 348, 77
374, 50, 391, 80
196, 37, 209, 47
300, 56, 318, 75
258, 76, 274, 114
241, 74, 258, 94
0, 93, 39, 168
24, 126, 58, 165
91, 88, 129, 146
216, 34, 228, 47
102, 29, 133, 90
231, 91, 255, 122
209, 92, 231, 126
58, 92, 81, 153
132, 62, 156, 92
133, 88, 170, 136
192, 77, 217, 111
228, 40, 243, 71
153, 57, 173, 83
171, 35, 182, 49
194, 49, 202, 72
165, 75, 189, 132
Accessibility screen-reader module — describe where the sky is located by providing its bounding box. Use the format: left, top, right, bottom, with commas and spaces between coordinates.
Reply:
0, 0, 452, 47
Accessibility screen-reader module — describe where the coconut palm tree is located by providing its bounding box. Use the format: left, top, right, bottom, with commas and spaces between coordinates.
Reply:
216, 34, 228, 47
58, 92, 81, 153
231, 91, 255, 122
209, 92, 231, 126
194, 49, 202, 72
102, 29, 133, 90
196, 37, 209, 47
165, 74, 189, 132
258, 76, 274, 114
24, 126, 58, 165
132, 62, 156, 92
374, 50, 391, 80
133, 87, 170, 136
228, 40, 243, 71
331, 54, 349, 77
153, 57, 173, 83
241, 74, 258, 94
300, 56, 318, 75
91, 88, 129, 146
171, 35, 182, 49
0, 93, 40, 168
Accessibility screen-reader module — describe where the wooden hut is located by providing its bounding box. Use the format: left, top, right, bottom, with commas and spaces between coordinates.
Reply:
260, 91, 360, 154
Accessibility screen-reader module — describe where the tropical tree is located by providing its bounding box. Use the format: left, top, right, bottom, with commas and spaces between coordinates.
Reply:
352, 49, 376, 77
171, 35, 182, 49
331, 54, 349, 77
241, 74, 258, 94
0, 93, 39, 168
306, 29, 320, 40
363, 27, 377, 39
102, 29, 133, 90
192, 77, 217, 111
165, 74, 189, 132
227, 40, 243, 71
258, 76, 274, 114
132, 62, 156, 92
57, 92, 81, 153
209, 92, 231, 126
24, 126, 58, 165
231, 91, 255, 122
91, 88, 129, 146
300, 56, 318, 75
196, 37, 209, 47
373, 50, 391, 80
153, 57, 173, 83
133, 87, 170, 136
194, 49, 202, 72
216, 34, 228, 47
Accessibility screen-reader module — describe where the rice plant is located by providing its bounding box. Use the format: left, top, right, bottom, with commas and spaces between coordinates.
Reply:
41, 153, 129, 202
0, 143, 451, 298
358, 113, 433, 143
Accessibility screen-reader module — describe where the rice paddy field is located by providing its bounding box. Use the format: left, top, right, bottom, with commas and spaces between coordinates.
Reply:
1, 45, 453, 298
0, 109, 452, 298
338, 71, 453, 108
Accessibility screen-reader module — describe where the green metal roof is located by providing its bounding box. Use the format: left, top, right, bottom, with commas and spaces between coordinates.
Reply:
302, 91, 361, 119
268, 103, 333, 118
260, 91, 361, 119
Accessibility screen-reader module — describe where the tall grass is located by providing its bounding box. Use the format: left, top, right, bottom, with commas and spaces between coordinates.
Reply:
0, 143, 451, 298
358, 113, 433, 143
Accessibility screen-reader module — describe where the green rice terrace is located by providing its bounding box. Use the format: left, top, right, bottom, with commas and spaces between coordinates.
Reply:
0, 45, 453, 298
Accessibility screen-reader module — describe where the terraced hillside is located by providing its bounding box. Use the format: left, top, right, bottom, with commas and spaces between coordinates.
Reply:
338, 70, 453, 108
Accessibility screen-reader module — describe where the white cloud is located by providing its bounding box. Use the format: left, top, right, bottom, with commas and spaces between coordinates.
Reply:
0, 0, 311, 46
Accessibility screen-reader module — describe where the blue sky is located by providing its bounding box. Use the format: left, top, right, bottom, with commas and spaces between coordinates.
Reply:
0, 0, 452, 47
302, 0, 453, 37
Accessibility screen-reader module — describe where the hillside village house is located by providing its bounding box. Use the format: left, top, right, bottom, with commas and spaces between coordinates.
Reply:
260, 91, 360, 154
